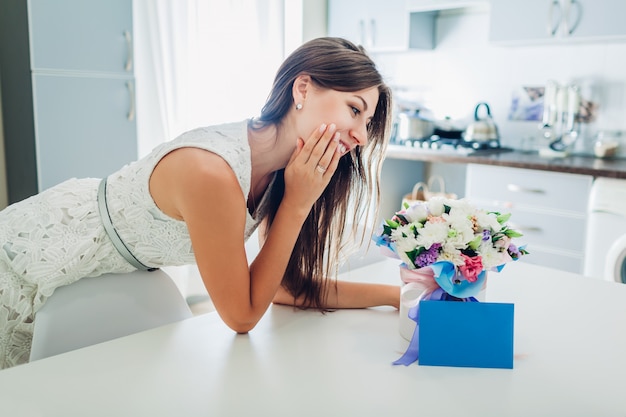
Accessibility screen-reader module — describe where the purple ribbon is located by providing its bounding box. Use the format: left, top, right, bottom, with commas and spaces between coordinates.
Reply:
393, 288, 478, 366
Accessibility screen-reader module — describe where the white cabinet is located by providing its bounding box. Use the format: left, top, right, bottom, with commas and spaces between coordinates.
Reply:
407, 0, 487, 12
32, 75, 136, 191
489, 0, 626, 44
465, 164, 592, 274
28, 0, 133, 73
0, 0, 137, 203
328, 0, 435, 51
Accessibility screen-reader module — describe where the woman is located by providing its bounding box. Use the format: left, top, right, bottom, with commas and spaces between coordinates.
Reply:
0, 37, 399, 369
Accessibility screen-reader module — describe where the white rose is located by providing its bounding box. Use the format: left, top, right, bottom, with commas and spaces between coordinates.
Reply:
427, 198, 446, 216
404, 203, 428, 223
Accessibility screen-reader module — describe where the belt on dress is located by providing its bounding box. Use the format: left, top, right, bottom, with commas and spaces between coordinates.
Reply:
97, 178, 157, 271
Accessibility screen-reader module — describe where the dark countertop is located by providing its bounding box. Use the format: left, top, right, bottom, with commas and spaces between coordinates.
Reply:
385, 145, 626, 179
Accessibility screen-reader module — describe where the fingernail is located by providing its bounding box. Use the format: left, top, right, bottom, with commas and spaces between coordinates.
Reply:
334, 132, 340, 141
319, 123, 327, 133
329, 123, 336, 132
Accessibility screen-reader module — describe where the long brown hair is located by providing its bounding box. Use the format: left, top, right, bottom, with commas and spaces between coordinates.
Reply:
252, 37, 392, 309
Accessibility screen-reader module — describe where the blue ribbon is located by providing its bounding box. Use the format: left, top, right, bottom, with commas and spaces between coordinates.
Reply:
393, 288, 478, 366
430, 261, 486, 299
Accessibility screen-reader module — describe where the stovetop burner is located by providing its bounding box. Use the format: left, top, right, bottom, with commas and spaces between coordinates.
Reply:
400, 135, 513, 156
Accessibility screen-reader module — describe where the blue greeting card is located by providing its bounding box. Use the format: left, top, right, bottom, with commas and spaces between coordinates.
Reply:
418, 300, 515, 369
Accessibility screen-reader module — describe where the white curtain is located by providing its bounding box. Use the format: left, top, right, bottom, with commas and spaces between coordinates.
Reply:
133, 0, 287, 300
134, 0, 286, 157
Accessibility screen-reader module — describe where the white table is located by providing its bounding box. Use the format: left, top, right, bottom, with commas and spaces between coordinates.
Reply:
1, 260, 626, 417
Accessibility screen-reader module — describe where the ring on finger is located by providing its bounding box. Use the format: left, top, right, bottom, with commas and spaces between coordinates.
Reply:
315, 164, 327, 174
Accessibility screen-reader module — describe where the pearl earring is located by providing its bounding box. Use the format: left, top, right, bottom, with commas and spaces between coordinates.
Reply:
295, 103, 303, 110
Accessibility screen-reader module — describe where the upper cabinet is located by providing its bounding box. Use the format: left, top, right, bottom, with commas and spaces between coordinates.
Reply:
406, 0, 488, 12
328, 0, 436, 51
489, 0, 626, 44
28, 0, 133, 73
0, 0, 138, 203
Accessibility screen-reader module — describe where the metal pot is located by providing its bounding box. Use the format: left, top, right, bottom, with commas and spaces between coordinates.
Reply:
463, 102, 499, 142
396, 110, 435, 142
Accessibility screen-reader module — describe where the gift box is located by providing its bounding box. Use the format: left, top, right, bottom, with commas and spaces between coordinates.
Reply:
418, 298, 514, 369
372, 197, 527, 368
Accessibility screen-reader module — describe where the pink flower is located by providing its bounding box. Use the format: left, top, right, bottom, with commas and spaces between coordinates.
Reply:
458, 254, 483, 282
427, 215, 446, 224
495, 235, 511, 250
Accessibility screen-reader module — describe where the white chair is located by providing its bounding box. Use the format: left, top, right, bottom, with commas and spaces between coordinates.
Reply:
29, 269, 193, 361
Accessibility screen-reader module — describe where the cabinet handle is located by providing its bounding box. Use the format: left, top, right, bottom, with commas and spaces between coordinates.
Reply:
564, 0, 582, 35
369, 19, 376, 48
547, 0, 562, 36
126, 81, 136, 121
124, 30, 133, 72
507, 184, 545, 194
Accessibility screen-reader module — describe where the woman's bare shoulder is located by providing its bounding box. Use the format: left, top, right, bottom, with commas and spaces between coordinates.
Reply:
150, 147, 245, 221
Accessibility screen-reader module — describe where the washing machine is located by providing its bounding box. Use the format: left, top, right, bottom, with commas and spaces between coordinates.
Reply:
583, 177, 626, 283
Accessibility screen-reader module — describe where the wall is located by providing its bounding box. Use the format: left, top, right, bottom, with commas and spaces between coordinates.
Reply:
369, 6, 626, 196
374, 7, 626, 152
0, 74, 8, 209
302, 0, 327, 41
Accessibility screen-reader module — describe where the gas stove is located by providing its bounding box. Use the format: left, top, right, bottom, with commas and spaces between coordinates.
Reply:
397, 135, 513, 156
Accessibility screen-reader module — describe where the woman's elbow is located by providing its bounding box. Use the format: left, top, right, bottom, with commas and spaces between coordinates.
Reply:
231, 323, 255, 334
222, 313, 260, 334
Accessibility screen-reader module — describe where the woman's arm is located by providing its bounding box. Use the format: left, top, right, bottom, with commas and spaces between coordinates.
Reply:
257, 221, 400, 310
272, 280, 400, 310
150, 124, 342, 334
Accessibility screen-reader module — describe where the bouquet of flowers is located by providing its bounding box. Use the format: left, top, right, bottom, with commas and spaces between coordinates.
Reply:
373, 197, 528, 366
374, 197, 527, 298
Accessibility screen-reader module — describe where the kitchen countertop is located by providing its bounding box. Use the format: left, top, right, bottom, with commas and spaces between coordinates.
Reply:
386, 144, 626, 179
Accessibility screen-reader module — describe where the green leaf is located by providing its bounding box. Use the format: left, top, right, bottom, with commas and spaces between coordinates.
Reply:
405, 247, 426, 266
468, 235, 482, 250
395, 214, 409, 224
385, 219, 399, 228
497, 212, 511, 223
504, 228, 523, 238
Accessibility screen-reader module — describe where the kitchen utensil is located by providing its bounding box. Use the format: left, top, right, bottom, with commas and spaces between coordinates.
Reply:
463, 102, 499, 142
433, 116, 466, 139
547, 84, 581, 153
396, 110, 435, 142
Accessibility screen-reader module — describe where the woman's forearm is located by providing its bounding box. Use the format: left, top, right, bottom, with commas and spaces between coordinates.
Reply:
247, 203, 309, 316
273, 280, 400, 310
324, 281, 400, 309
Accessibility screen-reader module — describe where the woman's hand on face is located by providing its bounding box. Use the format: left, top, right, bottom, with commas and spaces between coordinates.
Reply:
282, 123, 341, 214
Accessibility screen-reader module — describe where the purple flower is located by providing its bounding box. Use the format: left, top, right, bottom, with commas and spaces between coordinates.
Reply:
508, 244, 521, 258
415, 243, 442, 267
482, 229, 491, 241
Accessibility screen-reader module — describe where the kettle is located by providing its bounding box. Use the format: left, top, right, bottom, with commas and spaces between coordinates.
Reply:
463, 102, 499, 142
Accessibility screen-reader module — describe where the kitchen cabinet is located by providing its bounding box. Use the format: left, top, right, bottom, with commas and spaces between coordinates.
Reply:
327, 0, 436, 51
465, 164, 592, 274
406, 0, 488, 12
379, 159, 426, 222
0, 0, 137, 203
489, 0, 626, 44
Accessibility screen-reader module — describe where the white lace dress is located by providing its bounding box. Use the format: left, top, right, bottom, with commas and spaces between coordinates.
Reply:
0, 120, 260, 369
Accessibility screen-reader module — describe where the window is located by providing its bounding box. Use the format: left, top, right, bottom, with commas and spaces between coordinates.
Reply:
134, 0, 288, 155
